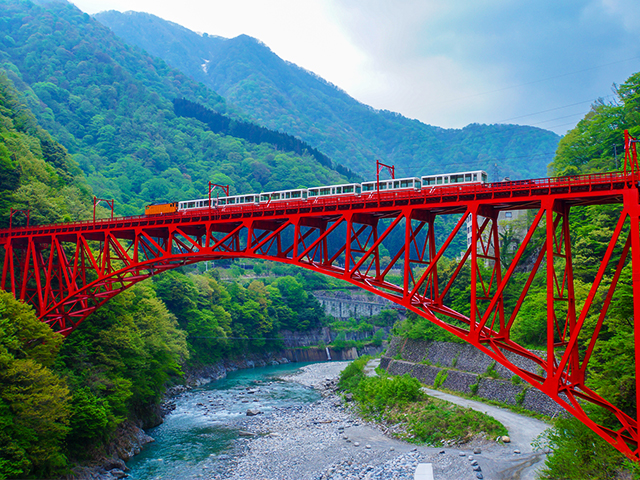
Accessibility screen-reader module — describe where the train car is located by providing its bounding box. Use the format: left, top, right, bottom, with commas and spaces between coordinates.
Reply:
421, 170, 488, 187
307, 183, 361, 198
145, 202, 179, 215
178, 198, 215, 212
258, 188, 308, 203
217, 194, 260, 206
361, 177, 421, 193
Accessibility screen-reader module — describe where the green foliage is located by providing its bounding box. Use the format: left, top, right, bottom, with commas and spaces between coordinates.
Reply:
536, 417, 634, 479
393, 310, 464, 344
56, 283, 188, 455
337, 356, 370, 393
399, 398, 506, 446
355, 375, 423, 414
433, 370, 448, 388
469, 382, 479, 395
339, 360, 505, 446
0, 291, 70, 479
485, 362, 499, 379
0, 72, 92, 227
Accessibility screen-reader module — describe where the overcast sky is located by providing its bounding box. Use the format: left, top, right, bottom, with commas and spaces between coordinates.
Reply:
70, 0, 640, 135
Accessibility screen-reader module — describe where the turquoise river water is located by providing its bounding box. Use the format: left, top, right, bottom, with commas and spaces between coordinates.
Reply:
125, 363, 320, 479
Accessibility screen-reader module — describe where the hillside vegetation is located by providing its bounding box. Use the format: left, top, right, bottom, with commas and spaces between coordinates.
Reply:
95, 10, 561, 180
0, 0, 348, 218
0, 71, 92, 227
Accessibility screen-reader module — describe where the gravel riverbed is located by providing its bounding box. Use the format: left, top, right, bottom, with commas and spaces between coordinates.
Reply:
206, 362, 534, 480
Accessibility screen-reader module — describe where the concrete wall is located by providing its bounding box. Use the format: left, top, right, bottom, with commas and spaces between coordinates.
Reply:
312, 290, 401, 319
381, 337, 566, 417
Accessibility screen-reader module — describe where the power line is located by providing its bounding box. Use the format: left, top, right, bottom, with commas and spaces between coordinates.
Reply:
497, 95, 617, 123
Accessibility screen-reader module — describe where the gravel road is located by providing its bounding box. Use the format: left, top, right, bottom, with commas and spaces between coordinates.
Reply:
212, 361, 550, 480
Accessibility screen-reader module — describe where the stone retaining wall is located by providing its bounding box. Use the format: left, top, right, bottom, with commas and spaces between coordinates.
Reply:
312, 290, 398, 319
382, 337, 565, 417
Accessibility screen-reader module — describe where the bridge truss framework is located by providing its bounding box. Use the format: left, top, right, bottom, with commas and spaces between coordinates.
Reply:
1, 136, 640, 460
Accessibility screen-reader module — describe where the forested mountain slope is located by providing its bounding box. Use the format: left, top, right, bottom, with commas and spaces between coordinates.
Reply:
0, 71, 92, 226
95, 10, 561, 180
0, 0, 348, 217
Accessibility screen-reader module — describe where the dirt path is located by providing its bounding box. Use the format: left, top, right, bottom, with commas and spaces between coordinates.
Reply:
367, 358, 552, 479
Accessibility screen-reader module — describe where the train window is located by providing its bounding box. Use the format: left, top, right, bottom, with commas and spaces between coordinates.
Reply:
473, 174, 477, 181
271, 193, 280, 200
187, 202, 195, 208
356, 186, 361, 194
260, 194, 269, 202
320, 187, 331, 196
465, 174, 472, 182
291, 191, 299, 198
285, 192, 290, 199
308, 189, 318, 197
423, 177, 435, 186
229, 198, 236, 204
393, 181, 399, 188
437, 177, 443, 185
482, 173, 488, 182
362, 183, 374, 192
344, 185, 353, 193
302, 191, 308, 199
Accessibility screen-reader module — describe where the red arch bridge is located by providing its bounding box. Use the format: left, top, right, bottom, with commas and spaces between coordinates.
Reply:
2, 153, 640, 460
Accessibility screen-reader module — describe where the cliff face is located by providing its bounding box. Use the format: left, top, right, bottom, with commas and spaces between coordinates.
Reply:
381, 337, 566, 417
279, 326, 390, 348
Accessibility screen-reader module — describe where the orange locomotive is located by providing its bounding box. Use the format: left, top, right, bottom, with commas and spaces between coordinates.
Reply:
145, 202, 178, 215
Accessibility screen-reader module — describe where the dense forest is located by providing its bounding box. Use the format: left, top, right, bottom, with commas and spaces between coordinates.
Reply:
95, 10, 561, 181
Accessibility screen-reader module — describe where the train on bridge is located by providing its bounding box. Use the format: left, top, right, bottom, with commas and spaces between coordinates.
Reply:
145, 169, 489, 215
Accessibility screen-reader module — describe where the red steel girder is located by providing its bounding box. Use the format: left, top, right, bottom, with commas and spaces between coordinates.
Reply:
0, 171, 640, 459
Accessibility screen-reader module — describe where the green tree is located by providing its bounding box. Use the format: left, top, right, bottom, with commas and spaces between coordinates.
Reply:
0, 291, 70, 479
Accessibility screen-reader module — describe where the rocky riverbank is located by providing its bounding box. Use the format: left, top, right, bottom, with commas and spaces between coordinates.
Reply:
70, 360, 547, 480
207, 362, 531, 480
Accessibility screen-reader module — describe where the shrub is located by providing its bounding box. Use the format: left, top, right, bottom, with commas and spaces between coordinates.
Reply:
433, 370, 448, 388
469, 382, 479, 395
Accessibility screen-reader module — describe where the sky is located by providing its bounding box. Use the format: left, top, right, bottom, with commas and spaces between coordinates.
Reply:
70, 0, 640, 135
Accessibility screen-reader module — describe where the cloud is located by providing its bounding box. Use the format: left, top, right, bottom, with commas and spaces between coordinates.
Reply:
327, 0, 640, 131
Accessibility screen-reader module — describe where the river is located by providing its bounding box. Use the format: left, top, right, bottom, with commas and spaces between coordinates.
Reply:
125, 363, 320, 480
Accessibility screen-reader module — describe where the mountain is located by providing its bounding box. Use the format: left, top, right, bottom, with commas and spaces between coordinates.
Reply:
94, 10, 561, 180
0, 0, 348, 217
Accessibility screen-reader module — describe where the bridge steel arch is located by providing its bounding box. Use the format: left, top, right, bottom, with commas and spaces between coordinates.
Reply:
1, 170, 640, 460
